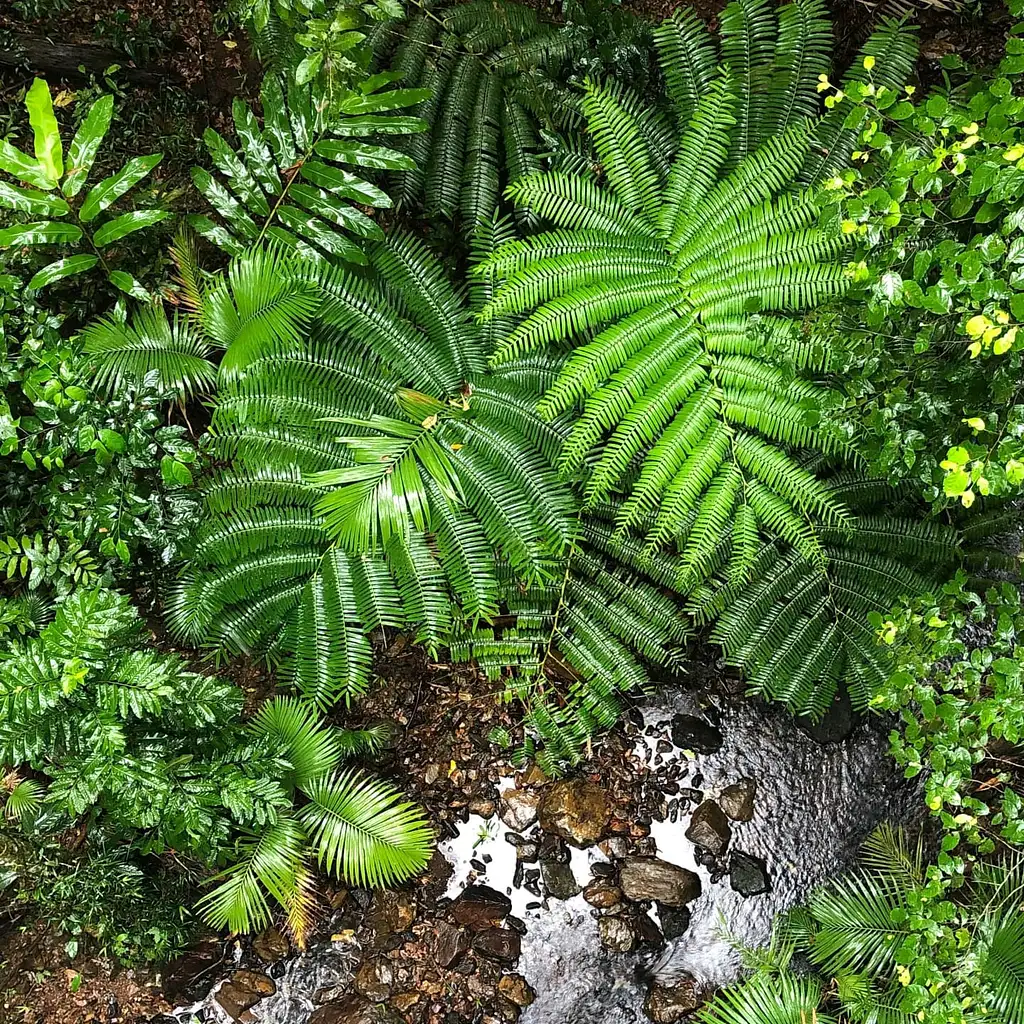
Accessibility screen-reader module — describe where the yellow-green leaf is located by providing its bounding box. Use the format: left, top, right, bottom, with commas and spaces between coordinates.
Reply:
26, 79, 63, 184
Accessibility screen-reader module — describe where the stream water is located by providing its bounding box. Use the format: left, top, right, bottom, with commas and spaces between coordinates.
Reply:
167, 690, 918, 1024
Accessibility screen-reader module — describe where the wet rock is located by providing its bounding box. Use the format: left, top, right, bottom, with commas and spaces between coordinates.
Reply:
390, 992, 421, 1012
619, 857, 701, 906
498, 973, 536, 1007
538, 779, 612, 846
500, 787, 541, 831
669, 714, 723, 754
253, 927, 289, 964
451, 884, 512, 930
516, 841, 539, 862
599, 836, 631, 859
519, 764, 549, 787
424, 763, 443, 785
598, 915, 639, 952
469, 796, 496, 817
431, 922, 470, 968
308, 995, 399, 1024
540, 857, 582, 899
215, 969, 275, 1022
583, 879, 623, 909
729, 851, 771, 897
685, 800, 732, 855
644, 982, 699, 1023
719, 778, 756, 822
799, 689, 855, 745
366, 891, 417, 948
473, 927, 522, 964
656, 903, 691, 940
354, 959, 394, 1003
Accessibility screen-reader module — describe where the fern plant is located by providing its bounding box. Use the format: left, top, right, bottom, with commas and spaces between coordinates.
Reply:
168, 230, 578, 710
0, 79, 169, 297
369, 0, 651, 231
0, 587, 432, 946
190, 72, 428, 263
478, 0, 917, 583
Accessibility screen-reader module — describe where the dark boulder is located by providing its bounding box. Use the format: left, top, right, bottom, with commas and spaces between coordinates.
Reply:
718, 778, 756, 822
685, 800, 731, 855
729, 851, 771, 897
619, 857, 701, 906
669, 714, 723, 754
451, 884, 512, 930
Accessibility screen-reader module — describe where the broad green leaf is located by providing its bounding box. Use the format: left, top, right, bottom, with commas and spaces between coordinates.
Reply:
0, 139, 54, 190
202, 127, 269, 217
191, 167, 261, 241
187, 213, 246, 256
289, 183, 383, 239
275, 205, 368, 264
232, 98, 281, 197
314, 139, 415, 171
0, 221, 82, 246
300, 161, 391, 207
63, 93, 114, 197
26, 79, 62, 184
359, 71, 405, 95
295, 52, 324, 86
80, 153, 162, 223
338, 89, 431, 115
260, 77, 296, 170
107, 270, 151, 301
333, 115, 428, 137
93, 208, 171, 247
28, 253, 98, 290
0, 180, 69, 216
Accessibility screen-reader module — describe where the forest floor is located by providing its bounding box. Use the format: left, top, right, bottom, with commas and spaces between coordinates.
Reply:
0, 0, 1017, 1022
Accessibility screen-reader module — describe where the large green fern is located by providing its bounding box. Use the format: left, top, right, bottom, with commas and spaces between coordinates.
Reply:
477, 0, 917, 583
369, 0, 650, 232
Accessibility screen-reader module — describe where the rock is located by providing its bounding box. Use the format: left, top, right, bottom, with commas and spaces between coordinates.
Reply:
599, 837, 631, 859
619, 857, 701, 906
656, 903, 690, 940
669, 714, 723, 754
390, 992, 421, 1012
498, 973, 536, 1007
798, 689, 855, 745
308, 995, 399, 1024
644, 982, 699, 1023
598, 915, 639, 952
685, 801, 732, 855
252, 927, 289, 964
473, 927, 522, 964
540, 857, 582, 900
729, 851, 771, 897
719, 778, 756, 822
538, 779, 612, 846
424, 763, 443, 785
431, 922, 470, 968
366, 891, 417, 949
516, 841, 539, 862
469, 796, 496, 817
232, 970, 275, 997
354, 960, 394, 1003
499, 787, 541, 832
451, 884, 512, 930
215, 982, 260, 1021
583, 879, 623, 909
519, 764, 549, 787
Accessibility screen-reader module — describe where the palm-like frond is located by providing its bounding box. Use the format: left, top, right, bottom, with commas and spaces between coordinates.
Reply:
82, 304, 216, 402
298, 768, 433, 888
698, 972, 832, 1024
249, 696, 341, 789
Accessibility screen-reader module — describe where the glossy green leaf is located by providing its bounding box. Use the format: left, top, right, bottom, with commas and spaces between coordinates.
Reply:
300, 161, 391, 207
275, 204, 368, 263
0, 180, 69, 216
314, 139, 415, 171
0, 139, 53, 190
107, 270, 151, 301
289, 183, 383, 239
26, 79, 62, 184
93, 208, 171, 247
27, 253, 98, 290
0, 221, 82, 246
333, 115, 428, 137
80, 153, 162, 223
63, 93, 114, 197
338, 89, 431, 115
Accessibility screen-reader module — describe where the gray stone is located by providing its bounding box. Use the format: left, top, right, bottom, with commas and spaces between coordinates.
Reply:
656, 903, 690, 940
718, 778, 756, 822
685, 800, 732, 855
619, 857, 701, 906
729, 851, 771, 897
499, 787, 541, 831
540, 857, 582, 899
